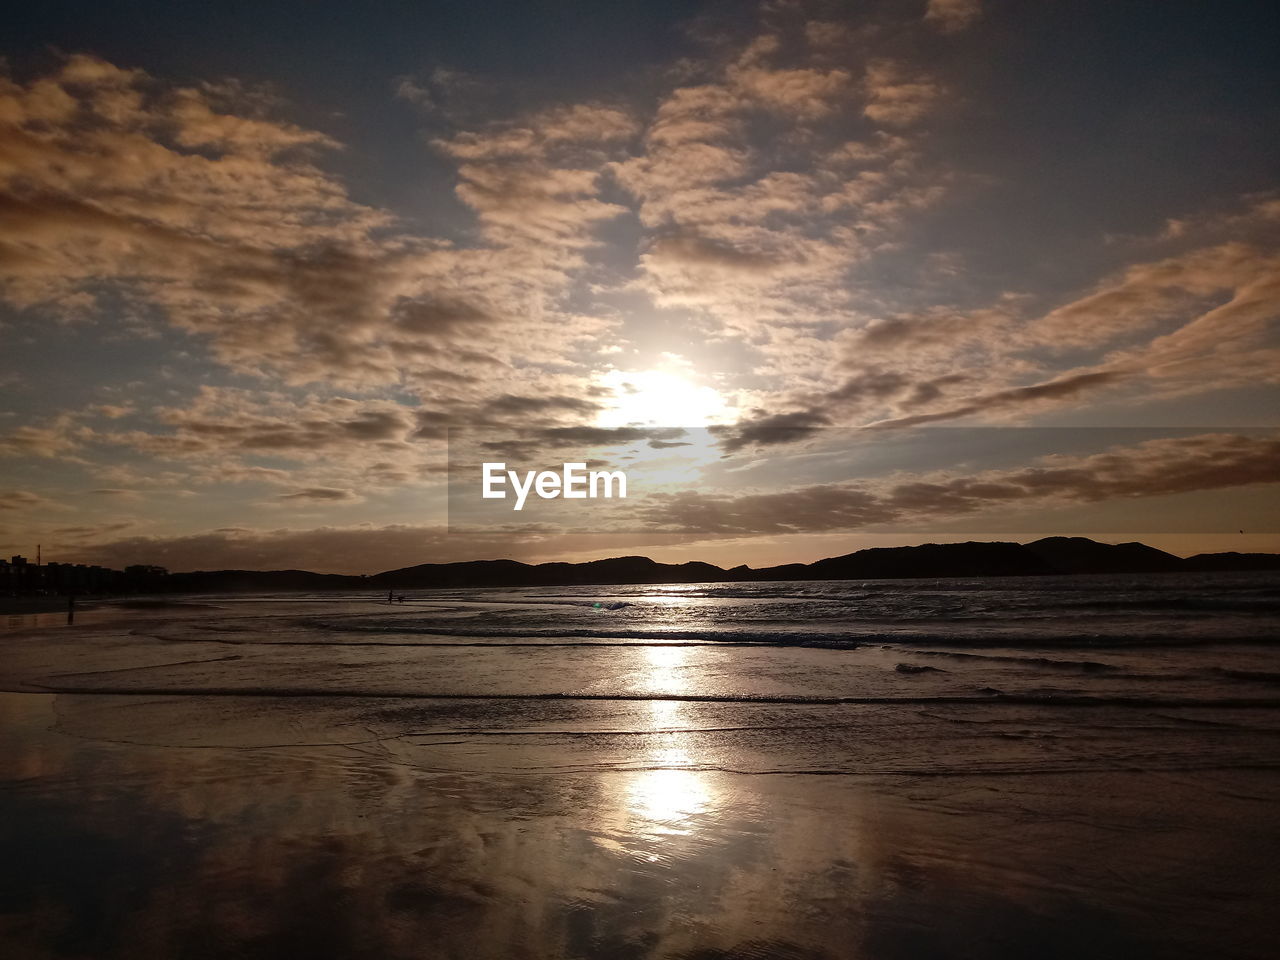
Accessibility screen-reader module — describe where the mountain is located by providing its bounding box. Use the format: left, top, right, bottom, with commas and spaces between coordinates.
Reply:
1022, 536, 1185, 574
776, 541, 1056, 580
147, 538, 1280, 594
368, 558, 535, 589
369, 556, 728, 589
164, 569, 360, 592
1184, 552, 1280, 572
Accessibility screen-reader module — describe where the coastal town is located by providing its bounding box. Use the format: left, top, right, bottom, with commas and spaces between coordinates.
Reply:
0, 554, 168, 598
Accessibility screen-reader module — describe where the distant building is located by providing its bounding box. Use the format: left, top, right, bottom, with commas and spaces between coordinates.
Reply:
1, 556, 169, 597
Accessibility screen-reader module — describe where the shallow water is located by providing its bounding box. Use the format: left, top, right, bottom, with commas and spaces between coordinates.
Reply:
1, 574, 1277, 958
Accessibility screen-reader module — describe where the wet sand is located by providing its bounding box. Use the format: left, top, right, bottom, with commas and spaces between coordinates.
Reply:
0, 592, 1277, 958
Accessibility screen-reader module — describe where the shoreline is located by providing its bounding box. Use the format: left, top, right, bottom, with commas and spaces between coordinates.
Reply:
0, 595, 104, 616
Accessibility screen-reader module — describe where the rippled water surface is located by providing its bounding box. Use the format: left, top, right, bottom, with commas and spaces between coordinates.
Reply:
1, 573, 1277, 958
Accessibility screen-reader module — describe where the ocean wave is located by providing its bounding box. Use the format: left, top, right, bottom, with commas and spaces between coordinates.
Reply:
912, 650, 1120, 671
289, 621, 1280, 648
1214, 668, 1280, 686
16, 682, 1280, 708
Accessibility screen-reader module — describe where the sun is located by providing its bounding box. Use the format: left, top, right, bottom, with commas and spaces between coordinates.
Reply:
595, 367, 732, 428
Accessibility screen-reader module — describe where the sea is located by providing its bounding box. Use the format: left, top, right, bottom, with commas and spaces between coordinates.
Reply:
1, 571, 1277, 958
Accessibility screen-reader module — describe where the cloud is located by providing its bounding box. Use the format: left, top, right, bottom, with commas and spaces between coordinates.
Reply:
277, 487, 361, 503
609, 25, 952, 345
448, 161, 627, 248
434, 103, 637, 160
727, 40, 852, 119
50, 521, 137, 539
0, 55, 624, 399
0, 57, 390, 385
537, 426, 685, 447
924, 0, 982, 33
715, 410, 831, 453
647, 234, 779, 274
862, 61, 943, 127
392, 76, 434, 109
0, 490, 59, 511
210, 466, 296, 486
717, 227, 1280, 448
59, 387, 446, 500
480, 394, 602, 419
637, 233, 792, 307
641, 432, 1280, 535
0, 416, 85, 458
430, 102, 637, 259
104, 388, 419, 459
1035, 242, 1274, 349
89, 488, 143, 501
863, 371, 1127, 430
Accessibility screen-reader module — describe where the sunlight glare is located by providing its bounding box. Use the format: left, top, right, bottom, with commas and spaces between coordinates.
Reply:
622, 646, 716, 830
627, 745, 712, 827
595, 367, 731, 428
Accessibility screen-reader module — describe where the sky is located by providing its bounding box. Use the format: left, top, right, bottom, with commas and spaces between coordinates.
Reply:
1, 0, 1278, 573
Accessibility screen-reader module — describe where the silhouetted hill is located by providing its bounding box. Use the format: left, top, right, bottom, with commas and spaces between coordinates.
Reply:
775, 541, 1055, 580
369, 556, 727, 588
1023, 536, 1184, 574
155, 538, 1280, 593
529, 557, 728, 585
1184, 552, 1280, 572
368, 558, 534, 588
165, 569, 360, 592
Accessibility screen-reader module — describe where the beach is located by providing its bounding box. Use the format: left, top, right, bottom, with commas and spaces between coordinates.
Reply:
1, 574, 1277, 958
4, 1, 1278, 955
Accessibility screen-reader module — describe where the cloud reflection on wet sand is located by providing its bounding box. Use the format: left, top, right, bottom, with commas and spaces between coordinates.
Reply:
1, 687, 1275, 959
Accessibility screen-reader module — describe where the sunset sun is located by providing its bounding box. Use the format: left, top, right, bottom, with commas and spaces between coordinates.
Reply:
595, 368, 732, 429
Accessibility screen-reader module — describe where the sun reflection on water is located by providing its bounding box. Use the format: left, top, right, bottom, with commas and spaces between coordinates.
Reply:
643, 591, 699, 608
642, 644, 690, 698
627, 746, 712, 829
622, 644, 718, 836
